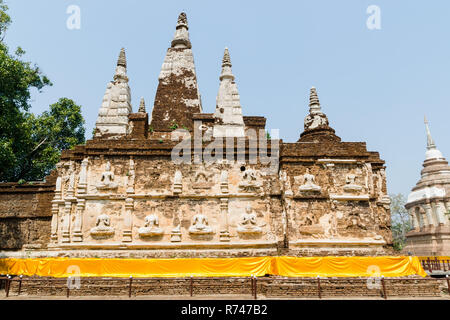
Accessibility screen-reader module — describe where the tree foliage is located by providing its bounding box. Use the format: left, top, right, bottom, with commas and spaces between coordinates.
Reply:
0, 2, 85, 182
390, 193, 412, 251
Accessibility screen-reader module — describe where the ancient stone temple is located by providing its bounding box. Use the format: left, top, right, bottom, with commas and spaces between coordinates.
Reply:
0, 12, 393, 258
404, 117, 450, 256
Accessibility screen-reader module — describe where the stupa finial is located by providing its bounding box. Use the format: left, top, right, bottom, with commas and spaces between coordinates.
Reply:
176, 12, 188, 29
222, 47, 231, 67
220, 47, 234, 81
114, 48, 128, 81
424, 115, 436, 150
309, 86, 322, 114
117, 47, 126, 68
171, 12, 191, 48
138, 97, 146, 113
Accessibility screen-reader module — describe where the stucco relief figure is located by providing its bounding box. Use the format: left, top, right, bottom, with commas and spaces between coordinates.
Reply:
298, 169, 321, 192
280, 170, 293, 196
96, 162, 118, 190
192, 169, 213, 190
189, 214, 214, 235
237, 205, 263, 234
304, 113, 328, 130
63, 161, 76, 196
345, 212, 367, 233
239, 168, 262, 192
299, 213, 325, 239
138, 213, 164, 237
343, 173, 362, 192
90, 214, 115, 237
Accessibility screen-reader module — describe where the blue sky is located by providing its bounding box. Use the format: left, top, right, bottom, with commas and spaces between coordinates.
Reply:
4, 0, 450, 196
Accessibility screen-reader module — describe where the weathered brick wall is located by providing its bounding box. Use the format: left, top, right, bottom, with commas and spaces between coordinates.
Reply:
6, 277, 444, 298
0, 175, 56, 250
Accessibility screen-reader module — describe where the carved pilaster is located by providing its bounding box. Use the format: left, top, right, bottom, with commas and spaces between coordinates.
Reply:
126, 158, 135, 194
72, 199, 85, 242
435, 201, 447, 225
77, 158, 88, 194
219, 198, 230, 242
61, 201, 72, 243
123, 197, 134, 242
408, 208, 419, 231
422, 203, 434, 227
50, 202, 59, 242
51, 168, 63, 242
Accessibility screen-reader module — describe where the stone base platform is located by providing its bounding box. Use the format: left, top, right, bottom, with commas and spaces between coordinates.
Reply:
3, 276, 446, 299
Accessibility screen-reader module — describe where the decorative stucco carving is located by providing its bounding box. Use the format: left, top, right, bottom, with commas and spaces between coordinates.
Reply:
90, 214, 115, 238
298, 169, 321, 192
239, 168, 262, 193
96, 162, 118, 190
139, 211, 164, 238
189, 214, 214, 235
237, 205, 263, 235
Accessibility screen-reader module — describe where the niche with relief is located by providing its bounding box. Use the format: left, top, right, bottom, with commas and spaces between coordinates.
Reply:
138, 207, 164, 240
90, 213, 115, 239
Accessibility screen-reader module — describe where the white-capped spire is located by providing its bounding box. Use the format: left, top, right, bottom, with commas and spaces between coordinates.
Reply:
95, 48, 132, 138
213, 47, 245, 138
424, 116, 444, 160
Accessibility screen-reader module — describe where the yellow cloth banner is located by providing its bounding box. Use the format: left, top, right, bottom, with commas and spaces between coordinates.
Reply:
0, 256, 427, 278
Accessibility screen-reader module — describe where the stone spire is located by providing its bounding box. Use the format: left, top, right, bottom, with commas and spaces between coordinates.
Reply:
171, 12, 191, 49
95, 48, 132, 138
138, 98, 146, 113
150, 12, 202, 133
425, 116, 436, 149
298, 87, 340, 142
424, 116, 444, 160
309, 87, 321, 114
213, 47, 245, 138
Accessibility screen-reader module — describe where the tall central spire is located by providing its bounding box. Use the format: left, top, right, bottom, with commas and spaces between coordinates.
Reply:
213, 47, 245, 138
150, 12, 202, 133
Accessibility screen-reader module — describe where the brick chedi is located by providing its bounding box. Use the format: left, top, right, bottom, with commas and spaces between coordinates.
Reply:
404, 117, 450, 256
150, 12, 202, 135
0, 12, 393, 257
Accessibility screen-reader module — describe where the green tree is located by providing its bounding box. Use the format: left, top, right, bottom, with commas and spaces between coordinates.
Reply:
0, 2, 85, 181
390, 193, 412, 251
16, 98, 85, 181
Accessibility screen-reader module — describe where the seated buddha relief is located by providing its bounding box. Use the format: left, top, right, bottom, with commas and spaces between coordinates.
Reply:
90, 213, 115, 238
96, 161, 118, 190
